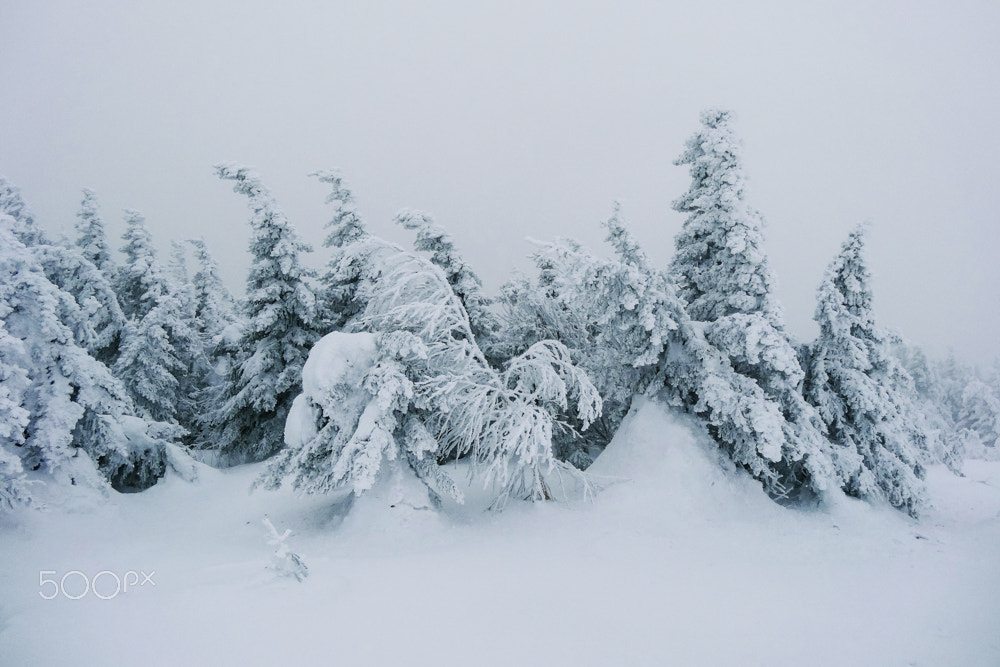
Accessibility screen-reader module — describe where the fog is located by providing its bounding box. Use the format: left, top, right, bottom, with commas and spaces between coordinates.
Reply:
2, 0, 997, 362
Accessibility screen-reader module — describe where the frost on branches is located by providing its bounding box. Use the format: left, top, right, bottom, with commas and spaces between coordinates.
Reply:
498, 207, 679, 465
669, 109, 834, 498
498, 205, 826, 497
203, 164, 323, 464
262, 517, 308, 582
0, 316, 31, 509
957, 380, 1000, 458
32, 242, 126, 366
314, 169, 368, 332
263, 175, 601, 509
0, 214, 179, 501
0, 175, 46, 246
803, 226, 926, 516
261, 330, 454, 503
111, 211, 202, 429
74, 188, 115, 275
185, 238, 242, 403
394, 208, 503, 363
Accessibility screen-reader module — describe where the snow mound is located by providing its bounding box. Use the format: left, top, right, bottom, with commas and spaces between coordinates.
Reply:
300, 331, 377, 401
162, 443, 218, 484
287, 331, 379, 452
588, 396, 779, 519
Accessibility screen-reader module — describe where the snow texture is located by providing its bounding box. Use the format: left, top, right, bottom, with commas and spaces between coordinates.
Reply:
1, 398, 997, 666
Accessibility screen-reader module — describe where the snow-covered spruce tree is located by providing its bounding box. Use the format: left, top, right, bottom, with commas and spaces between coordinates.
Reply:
934, 352, 976, 426
186, 238, 241, 391
203, 163, 322, 463
0, 214, 178, 494
33, 242, 126, 367
74, 188, 115, 274
669, 109, 833, 497
110, 211, 202, 428
394, 209, 503, 363
803, 226, 926, 516
165, 240, 212, 436
0, 175, 46, 245
895, 344, 941, 407
115, 210, 165, 321
990, 359, 1000, 398
497, 206, 828, 494
168, 240, 196, 319
0, 317, 32, 509
893, 342, 963, 474
497, 205, 677, 465
957, 380, 1000, 456
262, 180, 601, 508
313, 169, 368, 332
114, 303, 187, 426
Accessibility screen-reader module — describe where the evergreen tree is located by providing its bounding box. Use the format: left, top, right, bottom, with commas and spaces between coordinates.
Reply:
894, 342, 963, 474
0, 175, 45, 245
395, 209, 502, 361
263, 179, 601, 508
186, 238, 241, 388
0, 214, 176, 494
314, 169, 368, 331
74, 188, 114, 274
990, 358, 1000, 397
498, 205, 827, 494
110, 211, 201, 428
167, 240, 197, 321
670, 110, 833, 495
114, 304, 186, 425
957, 380, 1000, 453
498, 206, 677, 464
115, 210, 165, 321
935, 351, 975, 426
0, 317, 31, 509
165, 240, 209, 436
896, 344, 940, 405
803, 226, 926, 516
33, 243, 126, 366
204, 163, 322, 463
670, 110, 779, 324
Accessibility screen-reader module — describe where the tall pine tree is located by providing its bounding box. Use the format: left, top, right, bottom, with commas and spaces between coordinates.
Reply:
115, 210, 164, 321
111, 211, 201, 428
203, 163, 322, 463
314, 169, 368, 332
186, 237, 241, 389
803, 226, 926, 516
670, 110, 833, 497
74, 188, 114, 274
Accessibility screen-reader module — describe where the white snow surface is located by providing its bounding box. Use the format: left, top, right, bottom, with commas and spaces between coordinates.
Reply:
1, 397, 998, 665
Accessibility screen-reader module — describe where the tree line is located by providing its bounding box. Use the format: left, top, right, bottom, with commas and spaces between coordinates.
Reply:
2, 110, 997, 516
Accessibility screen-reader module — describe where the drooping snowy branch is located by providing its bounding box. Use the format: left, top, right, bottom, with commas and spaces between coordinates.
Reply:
265, 175, 602, 508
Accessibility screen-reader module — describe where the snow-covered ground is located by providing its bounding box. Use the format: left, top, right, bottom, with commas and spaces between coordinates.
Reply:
1, 398, 998, 666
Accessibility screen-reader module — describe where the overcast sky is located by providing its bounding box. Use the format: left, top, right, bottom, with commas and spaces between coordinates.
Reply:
2, 0, 998, 364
